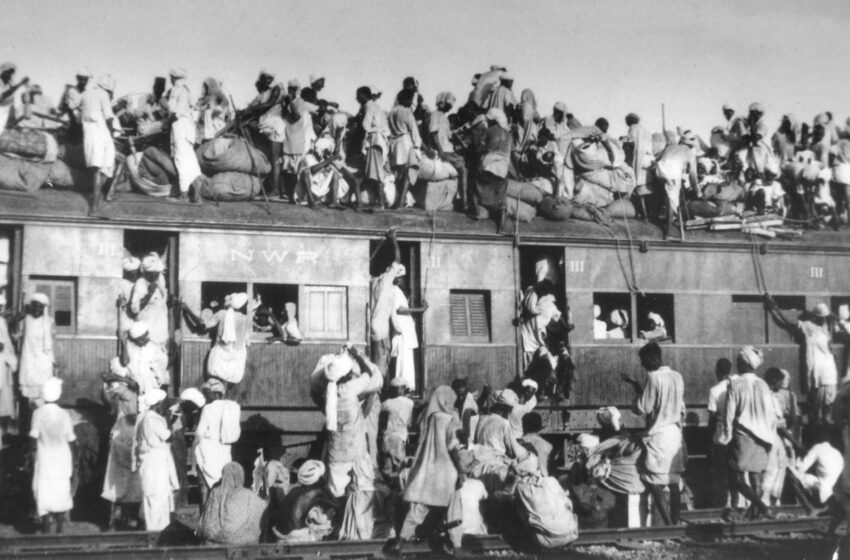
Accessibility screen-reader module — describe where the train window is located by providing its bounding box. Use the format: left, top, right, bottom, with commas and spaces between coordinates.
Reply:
123, 230, 171, 258
200, 282, 248, 318
832, 296, 850, 320
636, 293, 675, 342
592, 293, 631, 341
450, 290, 491, 343
252, 283, 299, 335
731, 295, 768, 344
302, 285, 348, 340
767, 295, 806, 344
30, 276, 76, 334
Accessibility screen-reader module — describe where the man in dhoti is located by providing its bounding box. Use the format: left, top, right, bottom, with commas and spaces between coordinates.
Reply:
387, 89, 422, 208
101, 357, 142, 530
357, 86, 390, 208
18, 293, 55, 405
654, 134, 699, 239
29, 378, 76, 534
194, 378, 241, 505
165, 68, 203, 203
622, 341, 685, 526
117, 256, 140, 345
58, 68, 90, 143
718, 346, 777, 520
80, 74, 116, 217
135, 388, 179, 531
310, 347, 383, 540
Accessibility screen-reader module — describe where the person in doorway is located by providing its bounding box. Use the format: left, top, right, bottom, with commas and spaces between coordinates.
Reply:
389, 269, 427, 391
29, 378, 76, 534
130, 252, 169, 351
369, 229, 404, 374
18, 293, 55, 404
117, 257, 141, 345
621, 341, 685, 525
81, 74, 116, 217
122, 321, 168, 402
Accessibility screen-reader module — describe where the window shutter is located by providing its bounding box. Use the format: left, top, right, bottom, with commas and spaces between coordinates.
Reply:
450, 291, 490, 342
450, 292, 470, 337
304, 285, 347, 339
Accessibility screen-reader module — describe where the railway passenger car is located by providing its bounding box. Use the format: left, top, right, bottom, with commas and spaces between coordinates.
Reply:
1, 190, 848, 461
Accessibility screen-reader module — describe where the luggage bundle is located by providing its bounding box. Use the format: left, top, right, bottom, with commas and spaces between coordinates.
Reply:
196, 136, 269, 202
411, 153, 459, 211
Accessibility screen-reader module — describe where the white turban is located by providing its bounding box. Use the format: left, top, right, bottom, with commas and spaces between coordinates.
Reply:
298, 460, 326, 486
109, 357, 128, 377
220, 292, 249, 344
321, 353, 354, 432
839, 304, 850, 321
314, 137, 335, 156
203, 377, 226, 395
593, 305, 601, 319
596, 406, 621, 431
31, 293, 49, 306
42, 377, 62, 403
390, 377, 408, 388
577, 433, 600, 451
76, 67, 92, 79
647, 312, 665, 328
128, 321, 149, 341
738, 346, 763, 370
123, 257, 141, 272
142, 388, 167, 408
436, 91, 456, 106
98, 74, 115, 92
388, 262, 406, 278
180, 387, 206, 408
309, 73, 324, 84
495, 388, 519, 407
521, 379, 538, 391
813, 302, 831, 318
140, 253, 164, 273
609, 309, 628, 327
486, 108, 509, 131
169, 67, 188, 79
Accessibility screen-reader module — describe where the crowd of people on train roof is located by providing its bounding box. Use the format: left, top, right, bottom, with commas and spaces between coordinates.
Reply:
2, 62, 850, 235
1, 237, 850, 550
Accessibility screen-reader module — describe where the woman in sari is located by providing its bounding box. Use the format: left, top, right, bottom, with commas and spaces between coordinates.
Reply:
198, 461, 267, 544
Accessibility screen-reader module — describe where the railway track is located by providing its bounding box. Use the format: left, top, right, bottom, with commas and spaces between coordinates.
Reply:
0, 506, 830, 559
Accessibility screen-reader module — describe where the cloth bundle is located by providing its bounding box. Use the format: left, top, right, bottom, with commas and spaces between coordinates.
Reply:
0, 129, 58, 162
196, 136, 271, 176
514, 474, 579, 548
205, 171, 262, 201
0, 152, 51, 192
412, 178, 457, 211
135, 146, 178, 196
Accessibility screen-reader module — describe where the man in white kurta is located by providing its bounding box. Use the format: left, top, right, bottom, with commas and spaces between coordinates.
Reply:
135, 389, 179, 531
124, 322, 168, 403
390, 283, 420, 391
129, 253, 169, 351
30, 378, 76, 533
19, 293, 55, 402
194, 379, 241, 501
166, 68, 203, 201
80, 74, 116, 217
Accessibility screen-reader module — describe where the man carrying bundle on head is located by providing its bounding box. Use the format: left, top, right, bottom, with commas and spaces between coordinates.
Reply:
309, 345, 382, 540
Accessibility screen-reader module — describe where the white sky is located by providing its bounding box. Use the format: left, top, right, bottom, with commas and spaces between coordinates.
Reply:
4, 0, 850, 138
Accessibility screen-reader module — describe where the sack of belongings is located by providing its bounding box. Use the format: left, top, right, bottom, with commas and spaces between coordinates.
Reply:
196, 136, 270, 177
506, 180, 544, 205
138, 147, 178, 189
0, 129, 59, 162
205, 172, 262, 202
412, 178, 457, 211
604, 198, 636, 219
505, 196, 536, 222
538, 195, 572, 221
416, 154, 458, 182
126, 152, 172, 197
0, 152, 50, 192
45, 160, 86, 189
514, 473, 579, 548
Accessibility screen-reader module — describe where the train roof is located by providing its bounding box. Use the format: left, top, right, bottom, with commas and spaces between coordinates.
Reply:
2, 189, 850, 252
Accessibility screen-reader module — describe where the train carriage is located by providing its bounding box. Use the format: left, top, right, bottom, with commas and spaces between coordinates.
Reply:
1, 189, 849, 462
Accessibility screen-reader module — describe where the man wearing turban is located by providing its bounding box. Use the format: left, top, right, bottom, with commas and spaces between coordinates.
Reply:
80, 73, 117, 217
165, 68, 204, 203
718, 346, 777, 520
194, 377, 241, 505
129, 252, 169, 350
122, 321, 168, 403
118, 257, 141, 344
622, 341, 685, 526
427, 91, 468, 212
135, 388, 179, 531
181, 292, 250, 384
19, 293, 55, 402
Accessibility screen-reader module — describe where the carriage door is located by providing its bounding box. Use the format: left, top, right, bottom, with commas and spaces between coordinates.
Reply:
123, 229, 180, 386
0, 225, 23, 312
517, 245, 568, 380
369, 238, 422, 393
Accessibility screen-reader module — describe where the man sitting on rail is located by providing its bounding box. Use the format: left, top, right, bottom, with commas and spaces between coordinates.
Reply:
787, 428, 844, 515
621, 341, 685, 526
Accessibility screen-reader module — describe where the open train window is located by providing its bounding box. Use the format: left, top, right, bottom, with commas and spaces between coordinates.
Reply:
519, 247, 565, 309
450, 290, 491, 343
123, 230, 171, 259
252, 283, 299, 334
832, 296, 850, 319
767, 295, 806, 344
303, 285, 348, 340
30, 276, 76, 334
636, 293, 675, 342
593, 292, 631, 342
200, 281, 248, 321
731, 295, 768, 345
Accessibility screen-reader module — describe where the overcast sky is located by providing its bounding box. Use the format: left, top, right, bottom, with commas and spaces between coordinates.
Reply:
3, 0, 849, 138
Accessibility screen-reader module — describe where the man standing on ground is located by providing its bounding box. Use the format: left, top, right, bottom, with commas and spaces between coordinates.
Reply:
622, 341, 685, 525
706, 358, 743, 510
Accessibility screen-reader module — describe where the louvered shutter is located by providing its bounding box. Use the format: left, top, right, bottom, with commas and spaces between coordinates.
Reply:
450, 291, 490, 342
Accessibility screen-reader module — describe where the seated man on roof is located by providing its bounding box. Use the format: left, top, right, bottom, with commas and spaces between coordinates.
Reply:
296, 137, 350, 208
